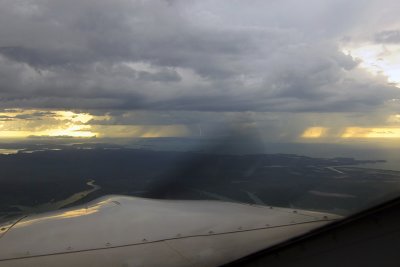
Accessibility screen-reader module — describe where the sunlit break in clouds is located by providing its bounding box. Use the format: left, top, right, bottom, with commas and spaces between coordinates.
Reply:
343, 43, 400, 87
0, 109, 98, 138
0, 109, 192, 139
301, 127, 329, 139
341, 127, 400, 139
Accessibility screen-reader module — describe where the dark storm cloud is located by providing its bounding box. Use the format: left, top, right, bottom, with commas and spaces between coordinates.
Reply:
137, 70, 181, 82
14, 111, 56, 120
0, 0, 252, 77
0, 115, 13, 121
0, 0, 398, 113
0, 110, 54, 121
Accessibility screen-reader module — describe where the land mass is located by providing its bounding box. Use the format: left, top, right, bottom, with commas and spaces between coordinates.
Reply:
0, 148, 398, 221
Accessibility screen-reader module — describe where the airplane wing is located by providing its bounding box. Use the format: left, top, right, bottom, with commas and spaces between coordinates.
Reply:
0, 195, 340, 267
223, 196, 400, 267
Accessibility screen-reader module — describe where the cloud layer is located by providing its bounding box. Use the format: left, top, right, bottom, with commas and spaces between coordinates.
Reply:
0, 0, 399, 113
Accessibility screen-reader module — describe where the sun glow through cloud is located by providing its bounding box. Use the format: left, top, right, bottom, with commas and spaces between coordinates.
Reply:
40, 125, 96, 138
341, 127, 400, 138
301, 127, 328, 139
0, 109, 98, 138
342, 43, 400, 87
54, 111, 93, 123
301, 125, 400, 140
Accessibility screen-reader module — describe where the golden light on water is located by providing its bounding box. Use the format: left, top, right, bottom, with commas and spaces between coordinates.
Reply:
301, 127, 328, 139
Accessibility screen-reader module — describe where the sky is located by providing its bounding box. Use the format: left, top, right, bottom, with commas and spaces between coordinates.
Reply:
0, 0, 400, 142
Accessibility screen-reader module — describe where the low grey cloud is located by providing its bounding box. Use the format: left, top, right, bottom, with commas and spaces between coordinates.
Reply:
0, 0, 398, 114
375, 30, 400, 43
